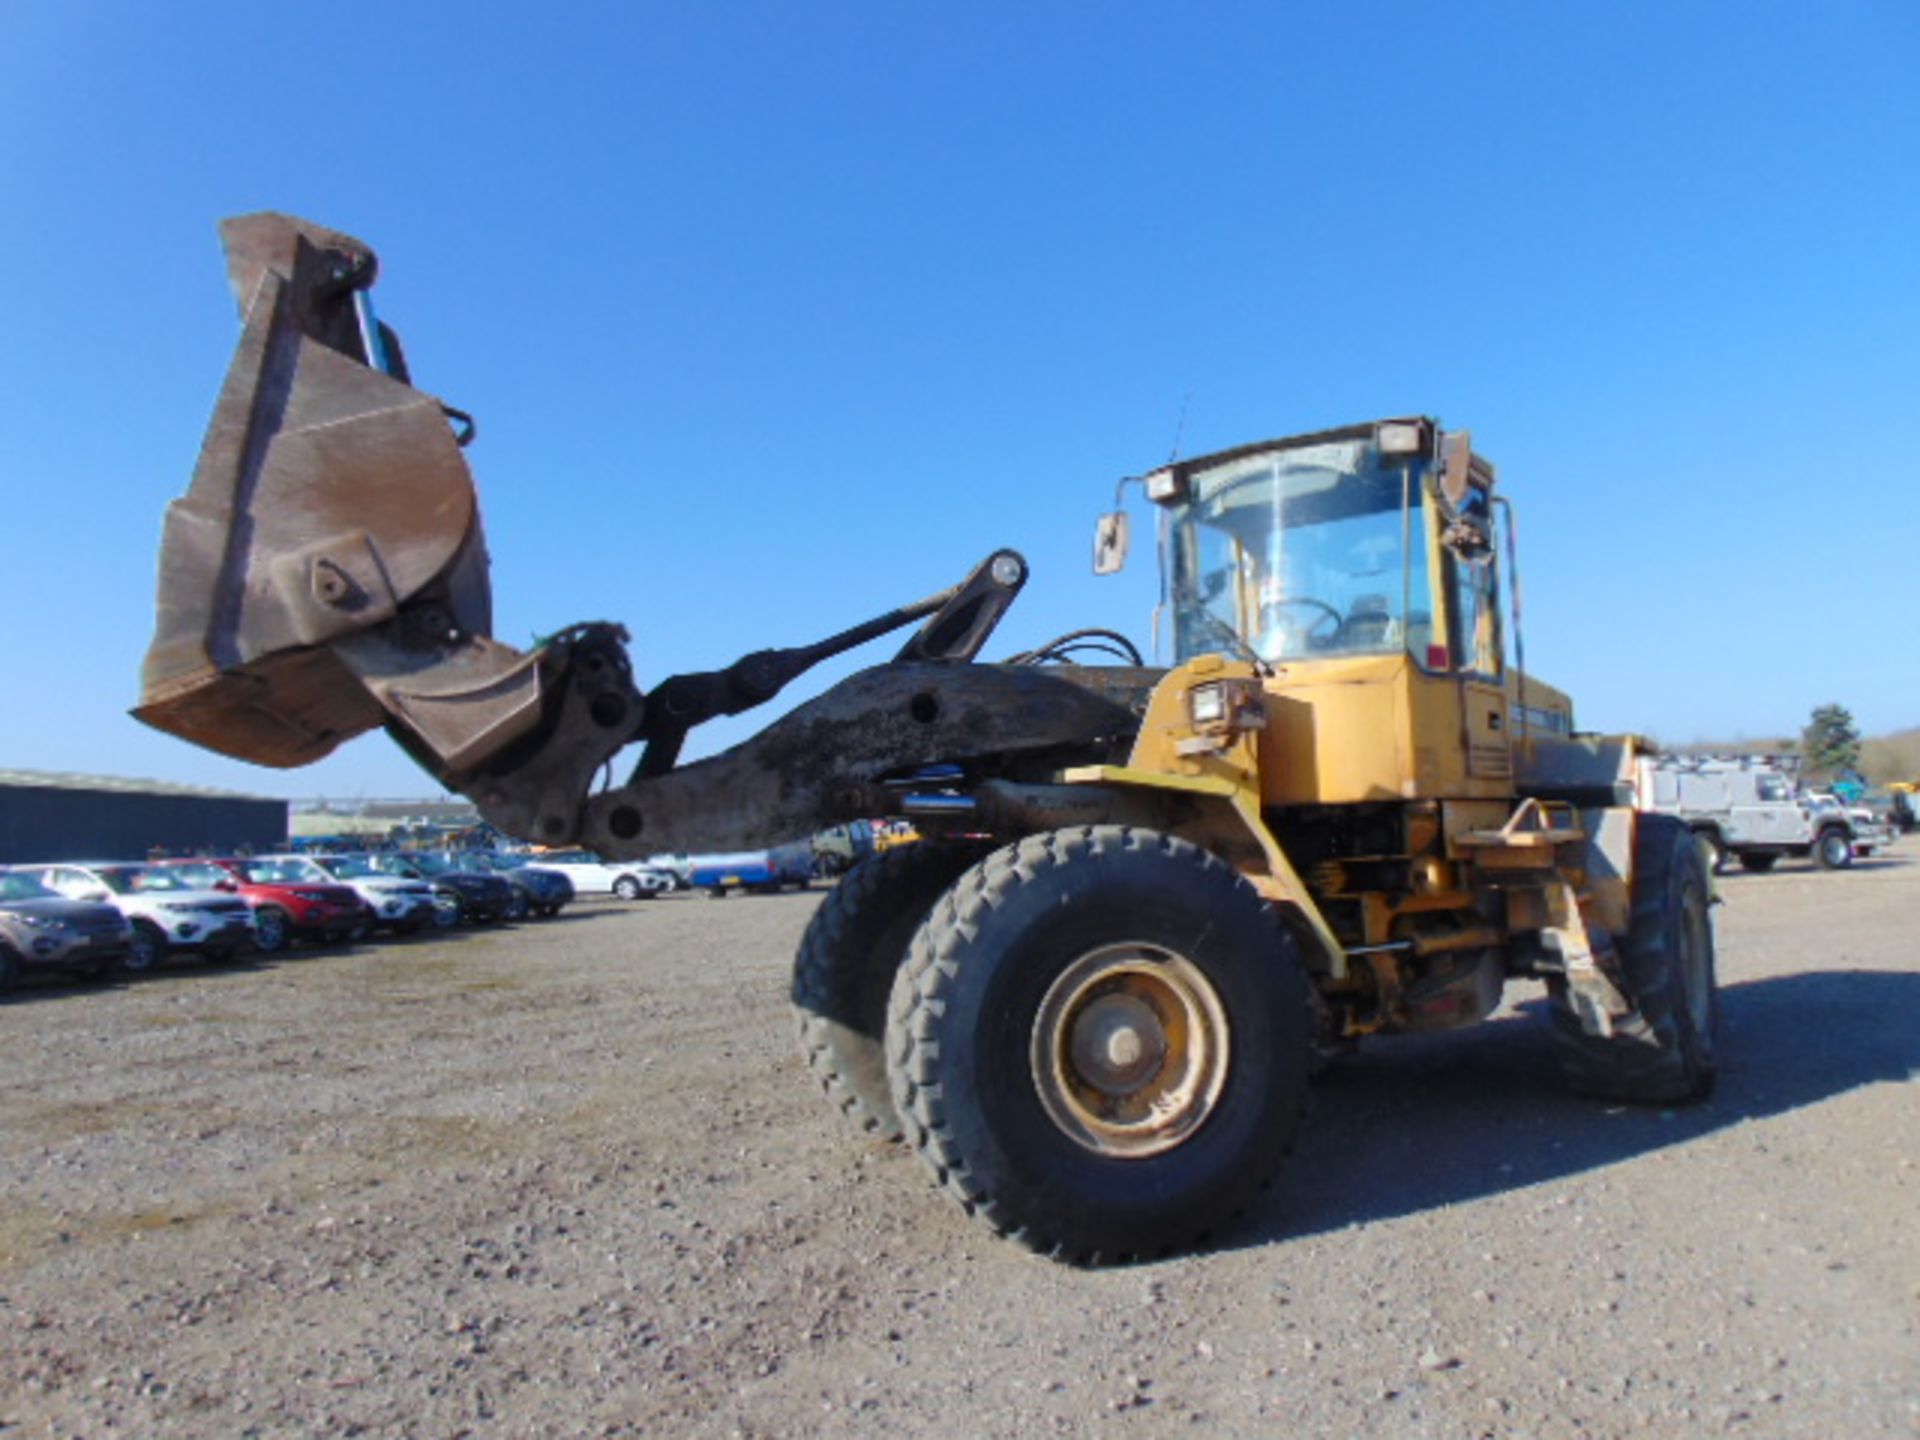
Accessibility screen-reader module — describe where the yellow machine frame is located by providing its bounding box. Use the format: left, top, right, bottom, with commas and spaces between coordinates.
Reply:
1071, 428, 1639, 1039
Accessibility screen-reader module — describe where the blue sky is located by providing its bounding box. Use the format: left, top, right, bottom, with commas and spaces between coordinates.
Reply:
2, 3, 1915, 800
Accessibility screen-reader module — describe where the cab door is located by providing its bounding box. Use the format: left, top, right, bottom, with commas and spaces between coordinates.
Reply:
1450, 527, 1510, 782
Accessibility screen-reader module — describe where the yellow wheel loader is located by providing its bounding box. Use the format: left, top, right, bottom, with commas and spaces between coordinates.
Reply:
139, 214, 1717, 1262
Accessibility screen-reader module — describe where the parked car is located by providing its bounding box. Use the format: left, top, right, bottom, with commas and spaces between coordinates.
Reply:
0, 869, 132, 990
452, 852, 575, 918
643, 852, 694, 890
523, 848, 672, 900
274, 853, 443, 934
154, 857, 371, 952
689, 842, 815, 896
28, 861, 256, 972
365, 852, 517, 923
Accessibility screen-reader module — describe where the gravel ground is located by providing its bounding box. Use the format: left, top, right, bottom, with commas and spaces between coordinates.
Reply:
2, 857, 1916, 1439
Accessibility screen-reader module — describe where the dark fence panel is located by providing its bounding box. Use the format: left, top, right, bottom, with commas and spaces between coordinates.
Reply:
0, 786, 288, 864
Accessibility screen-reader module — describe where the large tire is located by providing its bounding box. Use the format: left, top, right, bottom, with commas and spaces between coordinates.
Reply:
125, 920, 168, 973
1550, 813, 1717, 1104
612, 875, 643, 901
887, 827, 1312, 1263
1813, 827, 1853, 871
792, 840, 995, 1141
504, 888, 530, 921
1737, 852, 1777, 874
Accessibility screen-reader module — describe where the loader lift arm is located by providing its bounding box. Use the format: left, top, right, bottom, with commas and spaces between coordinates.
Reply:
136, 214, 1150, 854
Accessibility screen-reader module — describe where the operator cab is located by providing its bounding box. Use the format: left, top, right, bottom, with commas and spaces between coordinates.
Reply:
1102, 418, 1504, 681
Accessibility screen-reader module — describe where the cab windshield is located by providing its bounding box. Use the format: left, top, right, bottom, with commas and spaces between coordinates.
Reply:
377, 853, 456, 877
1166, 436, 1432, 665
241, 858, 328, 885
0, 872, 58, 902
160, 862, 233, 890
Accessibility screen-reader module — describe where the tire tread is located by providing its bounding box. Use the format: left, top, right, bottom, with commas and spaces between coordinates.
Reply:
887, 825, 1312, 1263
793, 840, 995, 1140
1550, 813, 1717, 1104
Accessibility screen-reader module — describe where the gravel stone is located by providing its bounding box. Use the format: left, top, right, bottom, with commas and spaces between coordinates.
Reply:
1, 864, 1917, 1437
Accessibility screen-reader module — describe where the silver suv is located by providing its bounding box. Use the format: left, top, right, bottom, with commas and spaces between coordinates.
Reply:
0, 870, 132, 990
29, 861, 256, 972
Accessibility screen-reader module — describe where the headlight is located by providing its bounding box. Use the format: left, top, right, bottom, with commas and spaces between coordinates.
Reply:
1145, 466, 1187, 503
1376, 418, 1432, 457
1183, 675, 1266, 741
156, 901, 200, 914
1188, 683, 1226, 726
292, 890, 333, 903
13, 914, 64, 931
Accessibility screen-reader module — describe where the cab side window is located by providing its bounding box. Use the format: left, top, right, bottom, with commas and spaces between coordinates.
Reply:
1448, 549, 1503, 678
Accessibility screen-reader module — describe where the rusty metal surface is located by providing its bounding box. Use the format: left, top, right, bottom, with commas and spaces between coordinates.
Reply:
137, 213, 1160, 868
136, 213, 529, 768
430, 627, 645, 847
567, 663, 1149, 858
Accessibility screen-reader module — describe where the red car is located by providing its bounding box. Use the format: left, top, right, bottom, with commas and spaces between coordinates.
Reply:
156, 857, 372, 953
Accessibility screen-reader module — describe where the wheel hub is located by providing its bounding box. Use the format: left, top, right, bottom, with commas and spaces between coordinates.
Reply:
1031, 943, 1230, 1159
1069, 993, 1167, 1094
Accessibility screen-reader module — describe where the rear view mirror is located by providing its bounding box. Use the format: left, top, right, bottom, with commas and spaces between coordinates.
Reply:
1437, 432, 1474, 516
1093, 511, 1131, 575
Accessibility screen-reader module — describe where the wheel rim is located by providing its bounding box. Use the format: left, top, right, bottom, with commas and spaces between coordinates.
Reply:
128, 931, 161, 971
255, 910, 285, 950
1030, 943, 1231, 1159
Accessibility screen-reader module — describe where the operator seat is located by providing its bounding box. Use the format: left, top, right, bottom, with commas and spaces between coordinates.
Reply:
1332, 593, 1395, 652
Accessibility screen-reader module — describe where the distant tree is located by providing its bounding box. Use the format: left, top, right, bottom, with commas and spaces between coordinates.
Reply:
1800, 703, 1862, 778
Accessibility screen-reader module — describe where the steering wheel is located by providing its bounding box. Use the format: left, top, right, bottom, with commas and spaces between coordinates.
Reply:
1261, 597, 1342, 648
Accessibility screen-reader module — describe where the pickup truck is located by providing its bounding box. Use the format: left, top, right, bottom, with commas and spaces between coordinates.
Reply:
689, 842, 816, 896
1635, 755, 1888, 873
